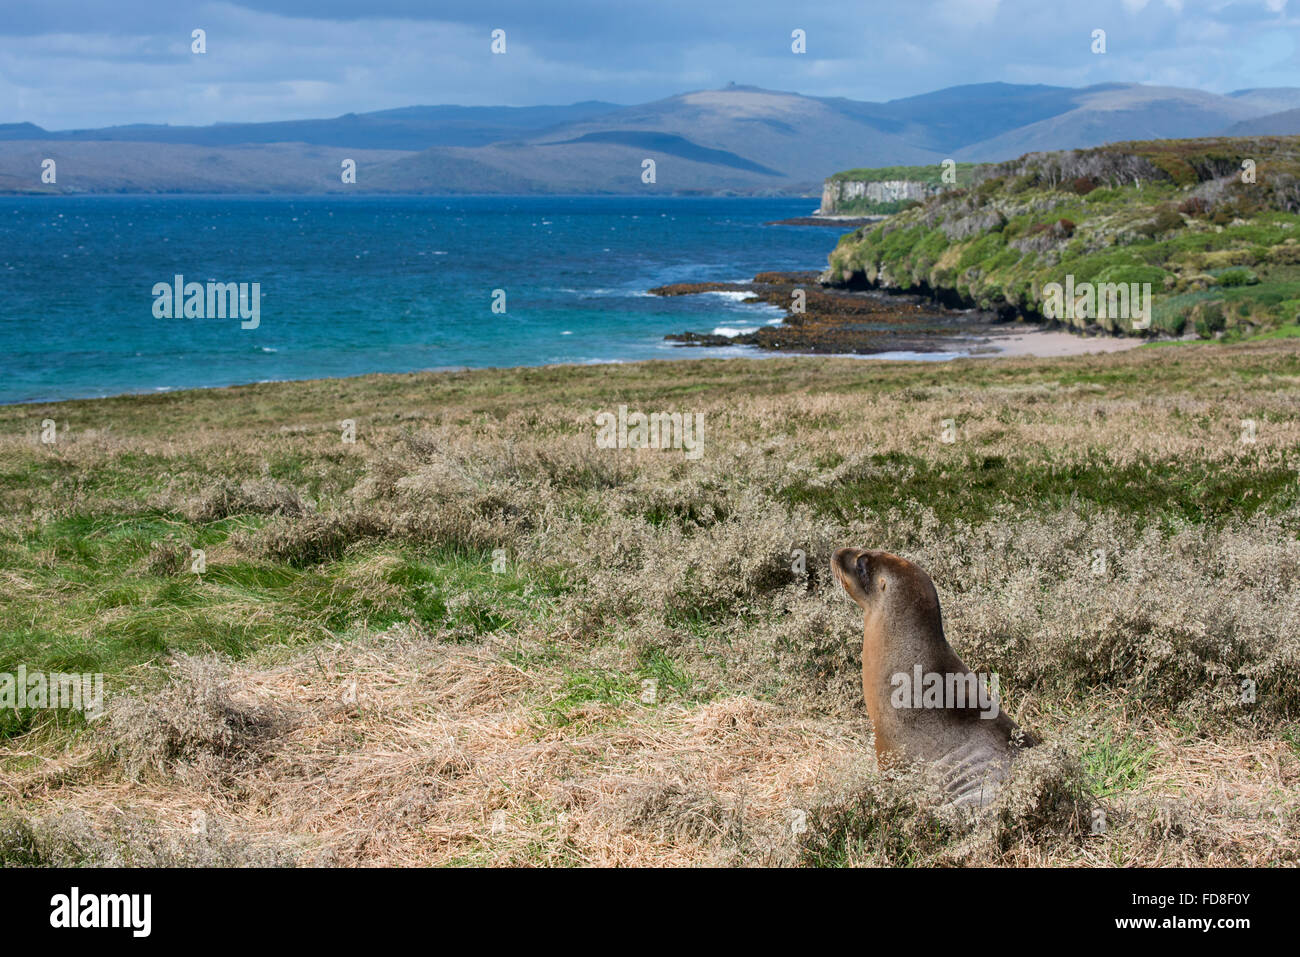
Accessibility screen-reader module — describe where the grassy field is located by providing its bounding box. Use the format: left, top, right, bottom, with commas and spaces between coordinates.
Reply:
2, 339, 1299, 866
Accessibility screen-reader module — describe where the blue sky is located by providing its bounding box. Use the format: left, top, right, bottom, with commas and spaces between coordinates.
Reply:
1, 0, 1297, 129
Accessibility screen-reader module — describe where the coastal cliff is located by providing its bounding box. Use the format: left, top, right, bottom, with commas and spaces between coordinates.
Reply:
822, 137, 1300, 338
819, 178, 938, 214
818, 163, 976, 215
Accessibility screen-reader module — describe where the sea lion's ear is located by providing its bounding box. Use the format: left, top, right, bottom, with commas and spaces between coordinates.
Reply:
832, 547, 872, 608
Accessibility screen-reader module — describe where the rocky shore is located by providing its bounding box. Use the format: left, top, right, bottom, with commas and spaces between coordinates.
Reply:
653, 270, 1015, 355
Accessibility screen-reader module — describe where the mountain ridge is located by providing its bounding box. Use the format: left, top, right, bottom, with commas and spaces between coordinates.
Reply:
6, 82, 1300, 195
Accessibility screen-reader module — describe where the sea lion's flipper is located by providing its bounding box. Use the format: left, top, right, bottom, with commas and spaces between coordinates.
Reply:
933, 739, 1012, 807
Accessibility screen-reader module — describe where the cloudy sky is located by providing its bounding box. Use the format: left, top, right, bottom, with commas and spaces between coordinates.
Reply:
1, 0, 1296, 129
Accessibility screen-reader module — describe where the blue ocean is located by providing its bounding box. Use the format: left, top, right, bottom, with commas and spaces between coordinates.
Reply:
0, 196, 840, 404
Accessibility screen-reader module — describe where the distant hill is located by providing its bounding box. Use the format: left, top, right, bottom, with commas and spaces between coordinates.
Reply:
1223, 107, 1300, 137
0, 102, 625, 151
0, 141, 411, 195
1227, 88, 1300, 115
363, 86, 944, 195
846, 82, 1087, 156
953, 85, 1263, 161
5, 82, 1300, 195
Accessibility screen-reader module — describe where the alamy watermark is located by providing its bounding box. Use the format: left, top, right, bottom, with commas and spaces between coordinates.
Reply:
152, 274, 261, 329
595, 404, 704, 459
1, 666, 104, 719
50, 887, 150, 937
890, 666, 1000, 719
1042, 275, 1151, 330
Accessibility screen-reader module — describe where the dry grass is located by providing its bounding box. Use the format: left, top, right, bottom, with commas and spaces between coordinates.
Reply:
2, 340, 1299, 866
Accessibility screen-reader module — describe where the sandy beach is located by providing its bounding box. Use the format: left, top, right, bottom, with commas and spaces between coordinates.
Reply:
969, 328, 1149, 358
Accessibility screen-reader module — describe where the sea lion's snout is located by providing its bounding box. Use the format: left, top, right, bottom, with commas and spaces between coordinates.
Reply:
832, 546, 875, 608
831, 546, 860, 583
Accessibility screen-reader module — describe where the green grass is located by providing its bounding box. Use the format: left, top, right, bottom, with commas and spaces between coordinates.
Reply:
1283, 725, 1300, 757
10, 344, 1290, 729
828, 163, 979, 185
833, 197, 924, 216
1083, 731, 1159, 797
779, 449, 1300, 527
1254, 322, 1300, 339
538, 650, 698, 728
637, 647, 695, 701
540, 668, 639, 727
0, 524, 569, 739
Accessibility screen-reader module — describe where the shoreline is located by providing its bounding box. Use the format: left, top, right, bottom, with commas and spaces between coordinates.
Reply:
4, 334, 1151, 408
654, 270, 1153, 359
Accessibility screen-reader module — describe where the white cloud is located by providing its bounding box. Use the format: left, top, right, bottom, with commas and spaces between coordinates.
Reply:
0, 0, 1296, 128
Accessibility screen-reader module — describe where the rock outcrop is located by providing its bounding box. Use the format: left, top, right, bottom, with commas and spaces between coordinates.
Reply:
820, 178, 942, 214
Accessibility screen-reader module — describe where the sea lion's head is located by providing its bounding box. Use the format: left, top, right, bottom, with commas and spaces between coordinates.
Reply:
831, 547, 943, 640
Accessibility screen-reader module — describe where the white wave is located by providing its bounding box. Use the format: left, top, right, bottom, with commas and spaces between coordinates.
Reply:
579, 287, 654, 298
712, 326, 758, 337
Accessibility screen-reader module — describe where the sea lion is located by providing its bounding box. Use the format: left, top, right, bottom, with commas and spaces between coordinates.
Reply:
831, 546, 1037, 807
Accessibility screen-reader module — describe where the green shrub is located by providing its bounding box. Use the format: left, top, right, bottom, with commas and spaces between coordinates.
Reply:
1276, 298, 1300, 322
1194, 301, 1227, 338
1137, 205, 1184, 237
838, 197, 924, 216
1217, 268, 1257, 287
1093, 264, 1168, 287
1084, 187, 1121, 204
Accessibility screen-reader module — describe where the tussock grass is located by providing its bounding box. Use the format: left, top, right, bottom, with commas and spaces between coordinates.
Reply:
1, 341, 1298, 865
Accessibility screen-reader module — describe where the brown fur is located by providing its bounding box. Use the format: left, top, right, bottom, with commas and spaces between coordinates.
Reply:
832, 547, 1036, 805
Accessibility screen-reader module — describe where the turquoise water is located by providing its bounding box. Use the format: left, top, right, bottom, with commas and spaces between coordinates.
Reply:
0, 195, 839, 404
